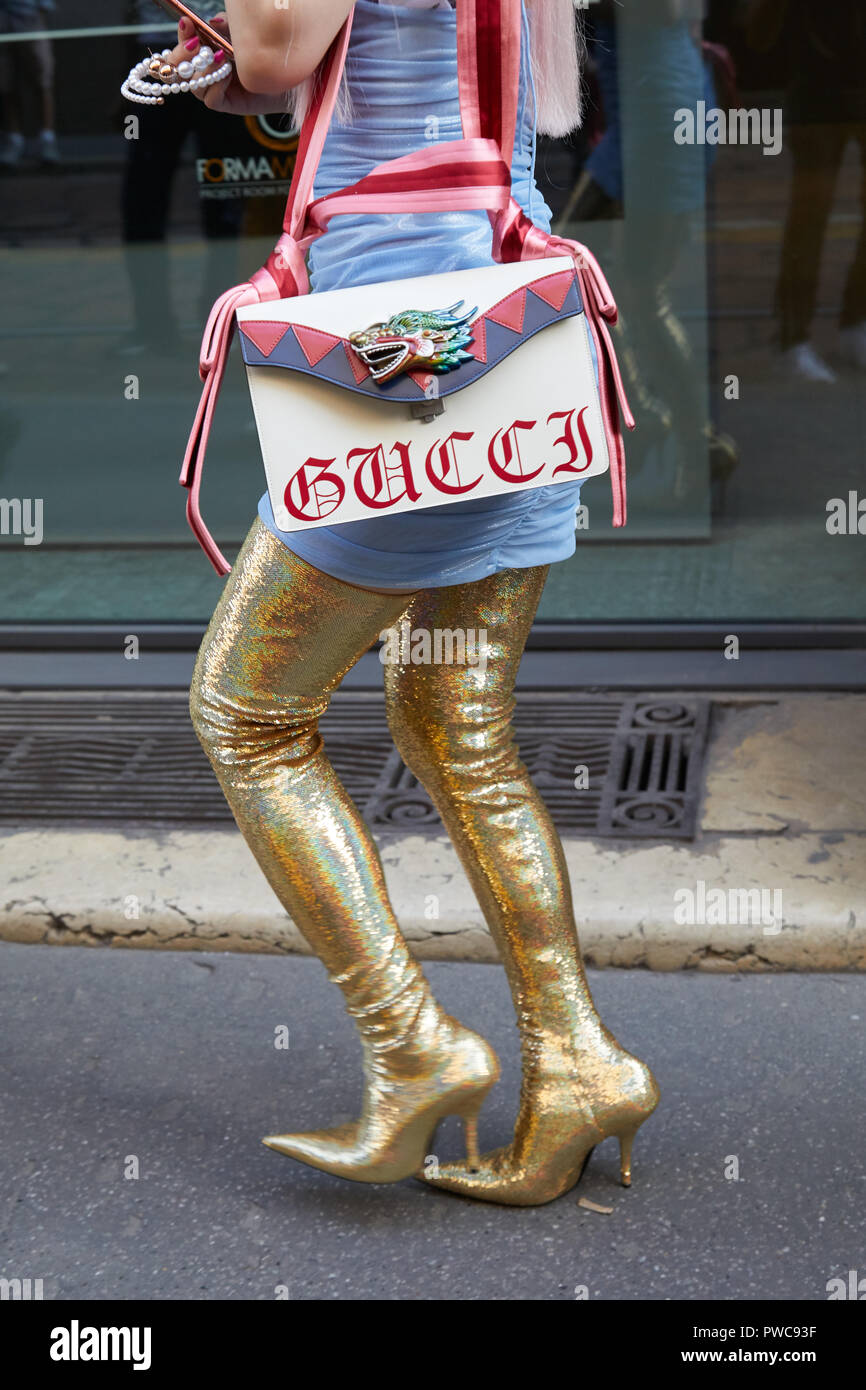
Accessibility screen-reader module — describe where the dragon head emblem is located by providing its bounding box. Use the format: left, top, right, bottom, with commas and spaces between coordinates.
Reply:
348, 300, 478, 384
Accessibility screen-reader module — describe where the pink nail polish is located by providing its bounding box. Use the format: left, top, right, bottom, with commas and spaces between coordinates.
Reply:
213, 15, 226, 24
213, 49, 225, 63
185, 36, 200, 50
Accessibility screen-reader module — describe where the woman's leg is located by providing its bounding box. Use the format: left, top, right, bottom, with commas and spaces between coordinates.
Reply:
383, 564, 659, 1205
189, 519, 498, 1182
776, 123, 845, 350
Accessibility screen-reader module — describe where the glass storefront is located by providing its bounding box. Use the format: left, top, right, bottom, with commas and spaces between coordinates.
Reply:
1, 0, 863, 625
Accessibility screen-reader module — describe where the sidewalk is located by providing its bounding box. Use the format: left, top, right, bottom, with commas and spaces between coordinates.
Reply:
2, 693, 864, 969
1, 941, 863, 1300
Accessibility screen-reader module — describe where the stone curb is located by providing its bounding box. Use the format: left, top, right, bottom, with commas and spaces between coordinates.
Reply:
1, 825, 863, 971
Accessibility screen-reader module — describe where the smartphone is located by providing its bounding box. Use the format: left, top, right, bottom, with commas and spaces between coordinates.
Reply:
149, 0, 234, 59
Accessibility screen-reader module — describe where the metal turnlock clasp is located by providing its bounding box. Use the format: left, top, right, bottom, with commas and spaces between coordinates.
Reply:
409, 398, 446, 423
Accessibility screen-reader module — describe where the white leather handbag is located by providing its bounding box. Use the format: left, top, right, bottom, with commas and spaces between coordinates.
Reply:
235, 256, 607, 531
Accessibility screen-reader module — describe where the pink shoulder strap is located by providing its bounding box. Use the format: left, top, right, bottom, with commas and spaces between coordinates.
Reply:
180, 0, 633, 576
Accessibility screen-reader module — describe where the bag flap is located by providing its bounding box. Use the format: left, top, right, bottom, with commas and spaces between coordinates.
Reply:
235, 256, 582, 404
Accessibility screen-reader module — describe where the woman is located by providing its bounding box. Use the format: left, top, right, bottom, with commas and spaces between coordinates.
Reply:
169, 0, 659, 1206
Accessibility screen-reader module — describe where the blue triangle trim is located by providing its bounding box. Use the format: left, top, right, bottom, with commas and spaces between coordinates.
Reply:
238, 277, 583, 404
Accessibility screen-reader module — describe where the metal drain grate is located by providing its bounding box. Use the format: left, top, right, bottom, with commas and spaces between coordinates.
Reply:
0, 691, 710, 839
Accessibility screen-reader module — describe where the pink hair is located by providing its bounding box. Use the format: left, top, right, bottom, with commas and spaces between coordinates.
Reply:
526, 0, 584, 138
282, 0, 583, 139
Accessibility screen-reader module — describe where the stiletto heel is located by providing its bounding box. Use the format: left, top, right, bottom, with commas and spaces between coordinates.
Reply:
463, 1114, 480, 1171
456, 1084, 494, 1171
618, 1126, 637, 1188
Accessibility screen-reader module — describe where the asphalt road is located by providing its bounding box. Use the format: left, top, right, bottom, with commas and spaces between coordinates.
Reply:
1, 941, 863, 1301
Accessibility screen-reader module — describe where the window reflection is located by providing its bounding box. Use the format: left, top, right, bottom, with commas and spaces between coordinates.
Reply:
0, 0, 863, 622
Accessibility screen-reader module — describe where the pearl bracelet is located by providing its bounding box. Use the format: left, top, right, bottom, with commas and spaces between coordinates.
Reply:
121, 46, 233, 106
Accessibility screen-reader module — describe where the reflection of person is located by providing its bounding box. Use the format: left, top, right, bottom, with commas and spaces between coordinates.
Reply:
120, 0, 244, 353
567, 0, 737, 500
156, 1, 659, 1206
749, 0, 866, 381
0, 0, 59, 166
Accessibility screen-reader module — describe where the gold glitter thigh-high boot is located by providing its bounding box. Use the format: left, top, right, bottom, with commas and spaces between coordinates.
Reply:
189, 519, 499, 1184
383, 565, 659, 1206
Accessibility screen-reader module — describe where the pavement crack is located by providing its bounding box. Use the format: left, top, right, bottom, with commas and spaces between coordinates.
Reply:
163, 901, 206, 930
685, 943, 784, 971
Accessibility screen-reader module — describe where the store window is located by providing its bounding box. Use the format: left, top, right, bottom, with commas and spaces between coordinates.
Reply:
1, 1, 863, 624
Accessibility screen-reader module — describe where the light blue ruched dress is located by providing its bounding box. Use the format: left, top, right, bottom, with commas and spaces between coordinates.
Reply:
257, 0, 584, 590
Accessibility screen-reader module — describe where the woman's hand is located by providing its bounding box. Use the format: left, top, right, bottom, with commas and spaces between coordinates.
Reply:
161, 12, 292, 116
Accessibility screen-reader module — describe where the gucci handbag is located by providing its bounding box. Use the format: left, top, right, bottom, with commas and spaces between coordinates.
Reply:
180, 0, 634, 574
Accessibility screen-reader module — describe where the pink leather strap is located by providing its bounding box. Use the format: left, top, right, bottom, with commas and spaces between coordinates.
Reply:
457, 0, 521, 172
298, 137, 513, 241
179, 0, 633, 575
179, 21, 355, 577
178, 243, 308, 575
282, 16, 355, 240
493, 197, 635, 526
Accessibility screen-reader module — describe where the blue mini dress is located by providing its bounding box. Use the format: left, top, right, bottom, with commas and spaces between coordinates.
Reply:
257, 0, 584, 590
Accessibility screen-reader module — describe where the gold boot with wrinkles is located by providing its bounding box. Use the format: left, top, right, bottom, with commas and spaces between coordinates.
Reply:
188, 520, 501, 1186
383, 564, 661, 1206
420, 1031, 659, 1206
263, 953, 500, 1181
